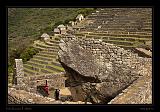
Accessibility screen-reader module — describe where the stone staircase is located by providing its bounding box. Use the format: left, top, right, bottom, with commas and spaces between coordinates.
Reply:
23, 37, 64, 77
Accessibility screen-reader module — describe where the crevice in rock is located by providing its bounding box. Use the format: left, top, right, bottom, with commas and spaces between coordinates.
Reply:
59, 61, 101, 87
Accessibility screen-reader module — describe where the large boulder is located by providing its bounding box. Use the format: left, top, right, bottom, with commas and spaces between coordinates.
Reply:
58, 37, 151, 104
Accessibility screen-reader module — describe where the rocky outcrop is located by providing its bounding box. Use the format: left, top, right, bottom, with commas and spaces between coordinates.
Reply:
58, 37, 152, 104
108, 74, 152, 104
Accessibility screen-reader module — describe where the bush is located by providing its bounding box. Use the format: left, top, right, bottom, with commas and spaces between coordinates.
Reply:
64, 18, 75, 25
64, 19, 70, 25
8, 64, 14, 73
54, 21, 64, 27
20, 46, 39, 63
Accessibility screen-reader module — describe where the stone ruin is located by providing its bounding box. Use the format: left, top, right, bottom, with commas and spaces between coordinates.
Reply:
58, 36, 152, 104
9, 37, 152, 104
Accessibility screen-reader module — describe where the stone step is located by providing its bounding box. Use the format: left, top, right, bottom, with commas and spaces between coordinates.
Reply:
45, 41, 59, 47
26, 61, 45, 68
76, 32, 152, 38
40, 68, 52, 74
39, 51, 58, 55
24, 68, 37, 76
26, 61, 63, 74
79, 31, 152, 35
30, 58, 49, 65
33, 55, 54, 62
51, 61, 62, 67
45, 48, 58, 52
86, 35, 151, 41
36, 43, 59, 49
49, 40, 60, 44
24, 65, 60, 76
41, 67, 60, 74
103, 40, 135, 46
37, 53, 57, 59
24, 64, 40, 72
46, 64, 64, 72
33, 46, 46, 51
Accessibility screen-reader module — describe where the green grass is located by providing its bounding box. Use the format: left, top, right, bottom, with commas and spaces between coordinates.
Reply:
27, 61, 45, 68
24, 67, 37, 75
37, 53, 57, 58
24, 64, 62, 76
39, 51, 58, 55
24, 64, 40, 72
8, 8, 95, 50
33, 55, 54, 61
48, 64, 64, 71
25, 56, 64, 73
35, 42, 59, 49
30, 58, 49, 64
27, 57, 63, 71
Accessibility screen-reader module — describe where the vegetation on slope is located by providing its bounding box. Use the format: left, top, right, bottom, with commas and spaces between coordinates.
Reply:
8, 8, 95, 76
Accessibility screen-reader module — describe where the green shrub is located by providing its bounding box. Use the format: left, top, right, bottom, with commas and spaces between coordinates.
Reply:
20, 46, 39, 63
64, 18, 75, 25
54, 21, 64, 27
8, 64, 14, 73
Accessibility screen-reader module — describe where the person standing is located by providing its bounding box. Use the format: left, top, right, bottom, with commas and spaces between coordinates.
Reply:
44, 80, 49, 97
55, 89, 60, 100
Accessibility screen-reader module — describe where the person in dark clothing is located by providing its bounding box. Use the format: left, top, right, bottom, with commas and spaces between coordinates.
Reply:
55, 89, 60, 100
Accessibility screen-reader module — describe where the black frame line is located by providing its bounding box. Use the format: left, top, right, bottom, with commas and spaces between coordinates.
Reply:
5, 5, 155, 112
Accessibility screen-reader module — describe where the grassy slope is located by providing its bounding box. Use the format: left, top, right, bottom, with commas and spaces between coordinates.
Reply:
8, 8, 94, 59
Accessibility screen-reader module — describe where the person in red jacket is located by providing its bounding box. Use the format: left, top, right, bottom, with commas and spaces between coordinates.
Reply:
44, 80, 49, 96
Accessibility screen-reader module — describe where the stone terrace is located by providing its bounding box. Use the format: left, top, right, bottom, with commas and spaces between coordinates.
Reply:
75, 8, 152, 49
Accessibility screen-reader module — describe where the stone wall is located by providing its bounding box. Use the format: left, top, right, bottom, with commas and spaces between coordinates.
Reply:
8, 88, 91, 104
58, 36, 152, 103
19, 73, 66, 93
60, 37, 151, 78
13, 59, 24, 86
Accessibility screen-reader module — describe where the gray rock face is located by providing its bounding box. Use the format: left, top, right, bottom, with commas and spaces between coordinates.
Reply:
58, 37, 151, 104
59, 40, 99, 78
